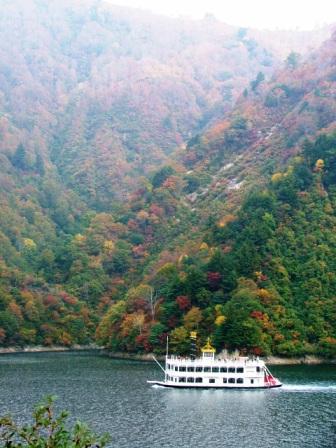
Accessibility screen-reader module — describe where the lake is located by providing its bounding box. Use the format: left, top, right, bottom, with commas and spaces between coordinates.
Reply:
0, 352, 335, 447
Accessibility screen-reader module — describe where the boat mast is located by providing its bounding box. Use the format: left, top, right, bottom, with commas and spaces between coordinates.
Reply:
165, 336, 169, 382
190, 331, 197, 360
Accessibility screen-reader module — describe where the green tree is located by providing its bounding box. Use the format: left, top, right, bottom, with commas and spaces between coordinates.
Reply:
35, 151, 45, 175
0, 396, 110, 447
250, 71, 265, 91
286, 51, 300, 69
11, 143, 28, 170
152, 166, 175, 189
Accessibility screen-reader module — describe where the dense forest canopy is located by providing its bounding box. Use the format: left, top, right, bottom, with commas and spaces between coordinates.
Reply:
0, 0, 335, 358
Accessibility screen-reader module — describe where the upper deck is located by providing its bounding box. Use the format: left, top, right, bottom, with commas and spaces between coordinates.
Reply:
166, 355, 264, 367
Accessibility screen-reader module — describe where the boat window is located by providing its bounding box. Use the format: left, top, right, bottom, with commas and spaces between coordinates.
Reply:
196, 367, 202, 372
220, 367, 227, 373
237, 378, 244, 384
228, 367, 235, 373
179, 366, 186, 372
175, 366, 178, 371
178, 377, 186, 383
228, 378, 235, 383
212, 367, 219, 373
187, 366, 195, 372
237, 367, 244, 373
187, 377, 195, 383
204, 367, 211, 372
195, 378, 203, 383
250, 379, 254, 384
223, 378, 227, 383
256, 367, 261, 372
209, 379, 215, 384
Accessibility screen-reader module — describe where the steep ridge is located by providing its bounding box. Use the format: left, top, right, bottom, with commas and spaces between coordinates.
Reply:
182, 29, 336, 216
0, 0, 285, 208
96, 30, 336, 358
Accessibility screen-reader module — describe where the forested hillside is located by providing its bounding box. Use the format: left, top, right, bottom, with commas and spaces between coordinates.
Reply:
0, 0, 335, 357
96, 30, 336, 358
98, 134, 336, 357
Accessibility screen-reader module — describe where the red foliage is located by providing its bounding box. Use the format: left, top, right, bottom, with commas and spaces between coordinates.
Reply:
251, 346, 263, 356
43, 295, 59, 308
128, 297, 150, 314
176, 295, 191, 310
207, 272, 222, 289
127, 219, 138, 231
167, 316, 179, 328
135, 334, 152, 352
60, 292, 78, 306
149, 203, 165, 217
0, 328, 6, 343
132, 245, 148, 258
250, 310, 264, 320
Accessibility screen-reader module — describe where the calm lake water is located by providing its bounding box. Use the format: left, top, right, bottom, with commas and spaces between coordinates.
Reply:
0, 352, 335, 447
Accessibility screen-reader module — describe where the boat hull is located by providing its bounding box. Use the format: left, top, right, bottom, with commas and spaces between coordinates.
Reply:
147, 380, 282, 389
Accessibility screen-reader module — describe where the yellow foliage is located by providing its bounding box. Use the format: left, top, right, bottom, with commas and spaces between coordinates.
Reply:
274, 333, 285, 342
214, 304, 225, 315
258, 288, 272, 300
324, 202, 333, 214
136, 210, 149, 221
156, 263, 176, 277
23, 238, 36, 250
255, 271, 263, 280
199, 242, 209, 251
184, 306, 203, 330
127, 284, 151, 301
215, 315, 226, 326
218, 214, 236, 228
178, 254, 188, 264
271, 172, 283, 183
88, 256, 102, 269
20, 290, 34, 303
9, 301, 23, 320
315, 159, 325, 171
170, 326, 189, 345
121, 312, 145, 336
103, 240, 115, 253
74, 233, 86, 244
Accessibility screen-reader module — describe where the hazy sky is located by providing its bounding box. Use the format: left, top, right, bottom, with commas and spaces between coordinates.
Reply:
106, 0, 336, 30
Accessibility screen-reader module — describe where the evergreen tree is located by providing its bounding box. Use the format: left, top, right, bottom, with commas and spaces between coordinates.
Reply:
11, 143, 28, 170
35, 151, 45, 175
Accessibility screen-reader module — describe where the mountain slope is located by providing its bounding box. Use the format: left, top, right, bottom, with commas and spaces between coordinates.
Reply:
0, 0, 287, 207
96, 30, 336, 358
0, 0, 335, 353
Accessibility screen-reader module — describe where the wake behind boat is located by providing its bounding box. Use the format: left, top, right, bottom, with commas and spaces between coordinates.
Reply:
148, 337, 282, 389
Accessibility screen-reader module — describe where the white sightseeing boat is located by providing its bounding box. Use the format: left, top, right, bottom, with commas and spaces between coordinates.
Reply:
148, 338, 282, 389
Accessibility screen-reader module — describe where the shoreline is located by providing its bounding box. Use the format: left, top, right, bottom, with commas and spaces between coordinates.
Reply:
0, 346, 334, 365
0, 344, 102, 355
105, 351, 336, 365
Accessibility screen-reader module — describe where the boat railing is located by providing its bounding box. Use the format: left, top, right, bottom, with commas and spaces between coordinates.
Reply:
166, 355, 261, 364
